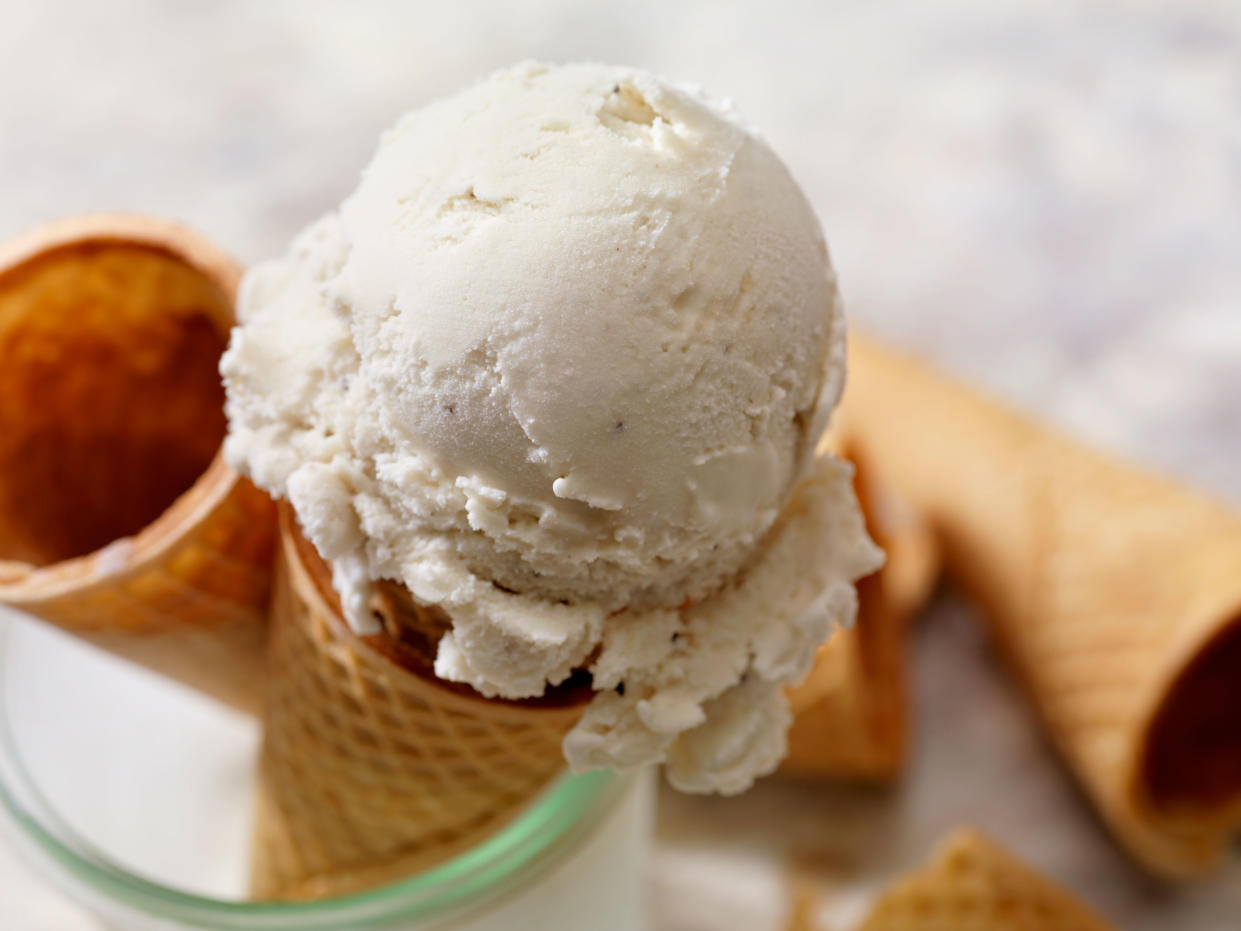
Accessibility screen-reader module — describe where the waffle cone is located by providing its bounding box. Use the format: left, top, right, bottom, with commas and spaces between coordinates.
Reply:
783, 443, 940, 783
858, 828, 1114, 930
0, 215, 276, 714
838, 334, 1241, 877
250, 505, 589, 901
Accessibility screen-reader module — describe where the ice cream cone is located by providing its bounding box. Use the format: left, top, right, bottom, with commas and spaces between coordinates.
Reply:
0, 215, 277, 714
783, 443, 940, 783
838, 333, 1241, 878
858, 828, 1114, 930
250, 504, 591, 901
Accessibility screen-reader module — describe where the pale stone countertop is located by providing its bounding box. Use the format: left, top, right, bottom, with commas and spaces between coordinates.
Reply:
1, 1, 1239, 928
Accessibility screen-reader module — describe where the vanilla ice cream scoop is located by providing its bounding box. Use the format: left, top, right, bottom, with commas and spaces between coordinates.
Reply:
223, 61, 881, 793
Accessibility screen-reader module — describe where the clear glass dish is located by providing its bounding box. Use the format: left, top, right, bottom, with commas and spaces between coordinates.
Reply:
0, 614, 651, 930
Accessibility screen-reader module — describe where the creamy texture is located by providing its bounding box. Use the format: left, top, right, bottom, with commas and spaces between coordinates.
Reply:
222, 61, 881, 793
566, 456, 879, 793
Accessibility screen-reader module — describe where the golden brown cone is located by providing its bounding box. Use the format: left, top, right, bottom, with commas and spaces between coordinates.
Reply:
857, 828, 1115, 931
783, 442, 940, 783
250, 505, 590, 901
837, 333, 1241, 878
782, 878, 830, 931
0, 215, 276, 714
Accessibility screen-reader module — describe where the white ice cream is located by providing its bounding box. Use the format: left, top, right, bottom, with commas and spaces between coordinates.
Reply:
222, 61, 881, 793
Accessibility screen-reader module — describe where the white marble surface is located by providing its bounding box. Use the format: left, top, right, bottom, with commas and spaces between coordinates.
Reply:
2, 1, 1240, 928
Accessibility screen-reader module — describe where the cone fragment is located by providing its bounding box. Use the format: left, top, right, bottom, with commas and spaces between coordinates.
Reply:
783, 442, 940, 783
839, 333, 1241, 877
0, 216, 276, 714
858, 828, 1114, 931
251, 506, 589, 901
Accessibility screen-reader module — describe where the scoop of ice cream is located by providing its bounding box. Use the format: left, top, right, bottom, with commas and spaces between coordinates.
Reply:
222, 61, 881, 793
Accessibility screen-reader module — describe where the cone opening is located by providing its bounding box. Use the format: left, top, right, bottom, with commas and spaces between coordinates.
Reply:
1140, 613, 1241, 815
0, 241, 230, 566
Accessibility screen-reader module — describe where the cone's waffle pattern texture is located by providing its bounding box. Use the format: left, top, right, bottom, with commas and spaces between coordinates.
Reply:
251, 511, 585, 900
0, 217, 276, 714
840, 334, 1241, 877
5, 460, 275, 714
783, 446, 939, 783
858, 829, 1114, 931
781, 574, 905, 783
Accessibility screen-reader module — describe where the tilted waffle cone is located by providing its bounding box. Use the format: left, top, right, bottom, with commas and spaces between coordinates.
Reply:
858, 828, 1114, 931
838, 333, 1241, 878
250, 505, 590, 901
0, 215, 276, 714
783, 443, 940, 783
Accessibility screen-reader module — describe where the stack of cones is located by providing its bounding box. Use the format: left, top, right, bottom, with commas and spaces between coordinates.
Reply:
0, 215, 586, 902
783, 440, 940, 783
856, 828, 1115, 931
5, 212, 1239, 903
0, 216, 276, 715
839, 334, 1241, 877
249, 505, 591, 900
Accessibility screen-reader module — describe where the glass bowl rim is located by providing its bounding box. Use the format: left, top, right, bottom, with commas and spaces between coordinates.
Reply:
0, 617, 623, 929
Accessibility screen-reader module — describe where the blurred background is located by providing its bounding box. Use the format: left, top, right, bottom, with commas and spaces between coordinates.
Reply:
1, 1, 1238, 928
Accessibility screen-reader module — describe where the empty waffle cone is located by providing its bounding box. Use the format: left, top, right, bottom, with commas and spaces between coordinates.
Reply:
857, 828, 1114, 930
783, 442, 940, 783
838, 333, 1241, 878
251, 504, 591, 901
0, 215, 277, 714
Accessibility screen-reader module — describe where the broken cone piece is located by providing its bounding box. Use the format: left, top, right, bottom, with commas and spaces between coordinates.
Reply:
858, 828, 1115, 931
